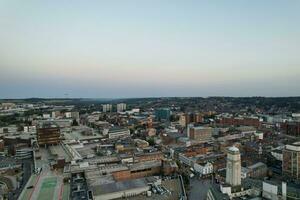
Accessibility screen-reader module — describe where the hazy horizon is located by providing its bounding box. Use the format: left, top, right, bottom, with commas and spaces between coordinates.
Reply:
1, 1, 300, 98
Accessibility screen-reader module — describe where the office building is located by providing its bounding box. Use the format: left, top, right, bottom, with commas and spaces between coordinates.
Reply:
155, 108, 171, 121
283, 142, 300, 180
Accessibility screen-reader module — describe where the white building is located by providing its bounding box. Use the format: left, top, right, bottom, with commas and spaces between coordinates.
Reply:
65, 112, 72, 118
102, 104, 112, 113
178, 153, 194, 166
194, 162, 213, 176
43, 114, 51, 119
226, 146, 241, 187
117, 103, 126, 112
108, 128, 130, 139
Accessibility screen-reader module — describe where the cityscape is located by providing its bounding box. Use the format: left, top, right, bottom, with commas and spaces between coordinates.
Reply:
1, 1, 300, 200
0, 98, 299, 200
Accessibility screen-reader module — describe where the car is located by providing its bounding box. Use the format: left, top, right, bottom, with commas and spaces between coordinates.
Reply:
27, 185, 34, 189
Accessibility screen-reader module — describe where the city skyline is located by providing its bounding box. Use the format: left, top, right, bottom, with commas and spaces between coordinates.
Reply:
1, 1, 300, 98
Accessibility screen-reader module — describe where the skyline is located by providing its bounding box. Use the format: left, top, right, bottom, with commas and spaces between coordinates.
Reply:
1, 1, 300, 98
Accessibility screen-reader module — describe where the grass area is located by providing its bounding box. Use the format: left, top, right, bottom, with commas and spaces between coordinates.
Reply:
37, 177, 57, 200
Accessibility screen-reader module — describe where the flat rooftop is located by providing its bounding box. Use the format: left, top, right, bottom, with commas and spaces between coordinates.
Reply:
91, 177, 149, 196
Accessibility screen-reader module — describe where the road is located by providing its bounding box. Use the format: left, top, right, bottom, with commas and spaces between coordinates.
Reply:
188, 178, 212, 200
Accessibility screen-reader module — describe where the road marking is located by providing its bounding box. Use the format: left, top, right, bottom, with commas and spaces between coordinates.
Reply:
58, 181, 64, 200
28, 174, 41, 200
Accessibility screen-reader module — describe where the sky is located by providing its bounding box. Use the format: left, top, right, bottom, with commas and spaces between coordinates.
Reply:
0, 0, 300, 98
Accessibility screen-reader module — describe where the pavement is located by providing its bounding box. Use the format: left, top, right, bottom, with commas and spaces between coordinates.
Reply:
18, 148, 69, 200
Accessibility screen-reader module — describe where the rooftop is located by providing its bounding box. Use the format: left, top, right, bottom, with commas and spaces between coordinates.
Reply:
91, 178, 149, 196
228, 146, 239, 153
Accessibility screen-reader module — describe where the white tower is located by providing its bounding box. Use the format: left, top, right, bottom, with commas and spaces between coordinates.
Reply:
226, 146, 241, 187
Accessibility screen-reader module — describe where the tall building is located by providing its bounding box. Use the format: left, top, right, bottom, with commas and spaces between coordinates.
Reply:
102, 104, 112, 112
283, 142, 300, 180
226, 146, 241, 187
117, 103, 127, 112
188, 126, 212, 141
37, 122, 61, 147
155, 108, 171, 121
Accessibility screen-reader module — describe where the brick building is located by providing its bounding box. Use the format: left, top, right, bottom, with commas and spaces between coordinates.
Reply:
219, 117, 260, 128
280, 122, 300, 137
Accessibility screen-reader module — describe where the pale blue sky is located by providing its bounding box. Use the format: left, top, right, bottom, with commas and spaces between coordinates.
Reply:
0, 0, 299, 98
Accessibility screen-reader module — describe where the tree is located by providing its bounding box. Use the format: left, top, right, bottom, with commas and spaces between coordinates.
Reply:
72, 119, 79, 126
147, 137, 155, 146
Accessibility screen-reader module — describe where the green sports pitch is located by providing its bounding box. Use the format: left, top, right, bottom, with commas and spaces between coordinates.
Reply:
37, 177, 57, 200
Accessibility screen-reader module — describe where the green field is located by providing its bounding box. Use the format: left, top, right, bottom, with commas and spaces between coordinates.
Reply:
37, 177, 57, 200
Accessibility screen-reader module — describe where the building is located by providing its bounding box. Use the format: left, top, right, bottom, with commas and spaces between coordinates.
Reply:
281, 122, 300, 137
241, 162, 267, 179
282, 142, 300, 180
117, 103, 126, 112
219, 117, 260, 128
51, 111, 62, 118
185, 112, 203, 125
108, 127, 130, 139
0, 156, 21, 172
178, 114, 186, 127
91, 178, 151, 200
102, 104, 112, 113
225, 146, 241, 187
155, 108, 171, 121
65, 112, 72, 118
65, 111, 80, 122
15, 148, 33, 160
194, 162, 213, 176
271, 149, 283, 161
36, 122, 61, 146
189, 126, 212, 141
0, 140, 4, 152
112, 160, 162, 181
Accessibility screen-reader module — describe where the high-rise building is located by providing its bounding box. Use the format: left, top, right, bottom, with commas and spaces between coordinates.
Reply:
226, 146, 241, 187
117, 103, 127, 112
155, 108, 171, 121
37, 122, 61, 147
102, 104, 112, 112
283, 142, 300, 180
